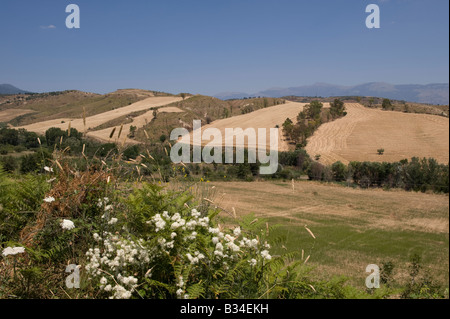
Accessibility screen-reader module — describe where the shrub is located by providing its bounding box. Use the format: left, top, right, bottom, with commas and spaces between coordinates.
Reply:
331, 161, 347, 182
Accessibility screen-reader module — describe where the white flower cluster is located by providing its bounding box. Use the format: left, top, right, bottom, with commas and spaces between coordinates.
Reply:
186, 251, 205, 265
44, 166, 54, 173
85, 232, 150, 299
84, 207, 273, 299
44, 196, 55, 203
2, 246, 25, 257
176, 275, 189, 299
97, 197, 113, 217
61, 219, 75, 231
208, 226, 273, 265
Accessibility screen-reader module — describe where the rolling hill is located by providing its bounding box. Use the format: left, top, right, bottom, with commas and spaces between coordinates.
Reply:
1, 88, 448, 165
0, 84, 32, 95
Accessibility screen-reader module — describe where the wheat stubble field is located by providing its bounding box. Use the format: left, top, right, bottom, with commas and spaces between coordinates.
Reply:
186, 102, 330, 151
200, 180, 449, 287
306, 103, 450, 165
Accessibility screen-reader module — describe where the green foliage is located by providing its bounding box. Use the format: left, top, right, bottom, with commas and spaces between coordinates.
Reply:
330, 99, 346, 119
123, 145, 140, 160
0, 128, 19, 146
0, 171, 50, 243
45, 127, 82, 147
382, 99, 393, 110
401, 254, 447, 299
331, 161, 347, 182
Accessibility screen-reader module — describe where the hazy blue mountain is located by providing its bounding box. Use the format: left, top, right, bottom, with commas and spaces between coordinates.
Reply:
215, 82, 449, 105
213, 92, 254, 100
0, 84, 32, 95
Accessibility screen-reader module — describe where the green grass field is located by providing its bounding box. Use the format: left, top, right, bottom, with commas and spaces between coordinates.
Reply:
187, 180, 449, 291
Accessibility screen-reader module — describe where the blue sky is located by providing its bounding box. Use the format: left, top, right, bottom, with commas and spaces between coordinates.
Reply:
0, 0, 448, 95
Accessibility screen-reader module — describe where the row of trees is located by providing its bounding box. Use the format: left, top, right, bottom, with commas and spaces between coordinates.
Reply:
309, 158, 449, 193
282, 99, 346, 148
0, 128, 40, 149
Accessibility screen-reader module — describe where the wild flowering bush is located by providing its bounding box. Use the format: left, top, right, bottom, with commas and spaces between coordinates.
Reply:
1, 158, 408, 299
84, 183, 275, 299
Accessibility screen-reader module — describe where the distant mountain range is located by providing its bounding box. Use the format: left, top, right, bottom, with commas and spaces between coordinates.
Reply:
2, 82, 449, 105
215, 82, 449, 105
0, 84, 32, 95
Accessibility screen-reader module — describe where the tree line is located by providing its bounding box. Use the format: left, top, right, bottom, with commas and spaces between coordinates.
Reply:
282, 99, 346, 148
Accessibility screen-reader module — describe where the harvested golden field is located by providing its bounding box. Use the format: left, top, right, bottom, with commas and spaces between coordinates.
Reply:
89, 106, 184, 143
0, 109, 34, 122
306, 103, 449, 165
185, 102, 330, 151
17, 96, 184, 139
194, 180, 449, 286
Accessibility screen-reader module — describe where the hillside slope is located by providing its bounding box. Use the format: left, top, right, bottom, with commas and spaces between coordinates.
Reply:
18, 96, 184, 137
305, 103, 449, 165
184, 101, 330, 151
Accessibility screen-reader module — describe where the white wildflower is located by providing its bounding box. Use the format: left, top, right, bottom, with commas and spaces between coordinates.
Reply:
2, 246, 26, 257
186, 253, 199, 265
171, 232, 177, 239
177, 276, 184, 288
165, 241, 174, 249
108, 218, 118, 225
227, 242, 240, 252
61, 219, 75, 230
187, 232, 197, 240
198, 217, 209, 227
171, 222, 181, 230
233, 227, 241, 237
249, 259, 257, 267
111, 285, 132, 299
44, 196, 55, 203
212, 237, 219, 245
224, 234, 235, 242
191, 209, 201, 218
261, 250, 272, 261
44, 166, 54, 173
186, 220, 197, 230
208, 227, 219, 234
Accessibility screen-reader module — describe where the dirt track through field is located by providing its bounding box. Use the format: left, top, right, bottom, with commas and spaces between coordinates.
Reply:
305, 103, 449, 164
